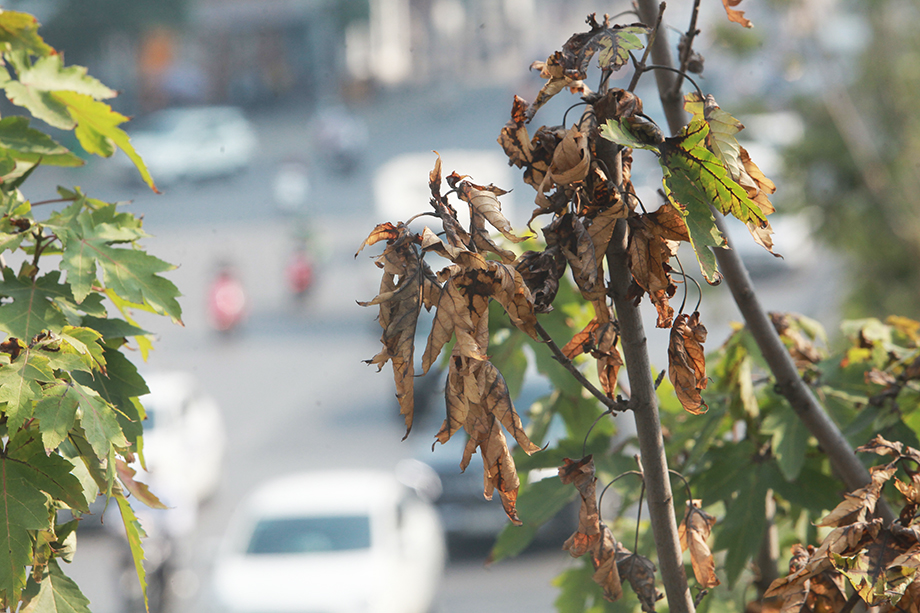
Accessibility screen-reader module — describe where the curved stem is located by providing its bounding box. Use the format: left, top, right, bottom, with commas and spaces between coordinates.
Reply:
644, 65, 704, 99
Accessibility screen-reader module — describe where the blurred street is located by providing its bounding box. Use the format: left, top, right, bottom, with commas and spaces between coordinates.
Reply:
28, 79, 842, 613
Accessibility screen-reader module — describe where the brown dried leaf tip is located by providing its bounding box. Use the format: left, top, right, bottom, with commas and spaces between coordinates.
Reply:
668, 311, 709, 414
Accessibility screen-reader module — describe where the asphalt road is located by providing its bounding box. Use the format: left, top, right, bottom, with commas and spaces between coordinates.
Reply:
36, 81, 843, 613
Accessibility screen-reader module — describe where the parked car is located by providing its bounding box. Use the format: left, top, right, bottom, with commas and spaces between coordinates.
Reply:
122, 106, 257, 185
208, 468, 446, 613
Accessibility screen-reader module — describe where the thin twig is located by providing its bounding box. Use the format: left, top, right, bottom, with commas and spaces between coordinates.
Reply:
30, 197, 77, 207
671, 0, 702, 97
627, 2, 666, 92
644, 65, 704, 99
534, 321, 628, 413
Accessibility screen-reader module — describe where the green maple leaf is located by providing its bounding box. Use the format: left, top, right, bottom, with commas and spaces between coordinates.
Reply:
0, 433, 86, 602
658, 118, 769, 283
52, 91, 157, 192
3, 53, 114, 130
563, 21, 649, 78
104, 291, 156, 360
79, 316, 148, 342
21, 559, 92, 613
55, 210, 181, 321
0, 12, 54, 56
599, 117, 662, 151
660, 118, 766, 226
57, 326, 105, 373
73, 348, 148, 450
33, 383, 79, 454
0, 116, 82, 167
0, 344, 55, 432
114, 488, 148, 610
596, 25, 649, 71
0, 269, 77, 339
69, 381, 128, 460
684, 93, 745, 178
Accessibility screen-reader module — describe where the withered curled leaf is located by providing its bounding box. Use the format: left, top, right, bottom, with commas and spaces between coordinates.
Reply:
668, 312, 709, 414
816, 464, 898, 528
358, 223, 436, 437
678, 500, 720, 588
616, 545, 664, 612
439, 357, 540, 525
559, 456, 602, 558
515, 247, 566, 314
455, 179, 529, 244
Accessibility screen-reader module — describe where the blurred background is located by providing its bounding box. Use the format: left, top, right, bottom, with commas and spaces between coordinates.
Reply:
4, 0, 918, 610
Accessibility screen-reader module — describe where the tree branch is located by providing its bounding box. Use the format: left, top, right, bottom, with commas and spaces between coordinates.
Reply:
633, 0, 896, 525
606, 219, 696, 613
534, 321, 628, 413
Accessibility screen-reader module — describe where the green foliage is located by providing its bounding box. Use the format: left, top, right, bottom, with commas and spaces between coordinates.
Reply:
0, 10, 178, 612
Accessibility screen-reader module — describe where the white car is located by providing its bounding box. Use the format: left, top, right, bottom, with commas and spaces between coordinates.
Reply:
124, 106, 257, 185
138, 371, 226, 509
209, 468, 446, 613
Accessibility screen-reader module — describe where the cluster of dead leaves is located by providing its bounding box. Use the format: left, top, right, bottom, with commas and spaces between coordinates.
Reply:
764, 435, 920, 611
558, 457, 719, 607
358, 153, 544, 523
359, 10, 774, 532
499, 74, 713, 413
558, 456, 665, 610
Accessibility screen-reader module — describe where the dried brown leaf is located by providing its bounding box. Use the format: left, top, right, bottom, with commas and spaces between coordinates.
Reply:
471, 211, 517, 263
722, 0, 753, 28
562, 318, 602, 360
668, 312, 709, 414
559, 456, 602, 558
678, 500, 720, 588
421, 267, 489, 373
515, 247, 566, 314
358, 226, 435, 436
548, 127, 591, 187
616, 545, 664, 612
739, 146, 776, 215
594, 321, 622, 397
545, 214, 603, 300
497, 95, 533, 168
592, 525, 624, 601
456, 179, 528, 244
816, 465, 898, 527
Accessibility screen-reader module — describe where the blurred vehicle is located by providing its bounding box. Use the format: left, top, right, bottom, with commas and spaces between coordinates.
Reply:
137, 371, 227, 506
313, 105, 368, 175
209, 468, 446, 613
207, 263, 247, 333
123, 106, 257, 184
